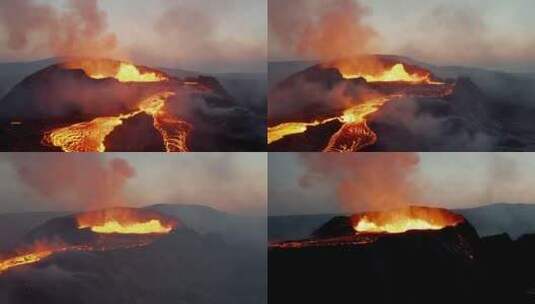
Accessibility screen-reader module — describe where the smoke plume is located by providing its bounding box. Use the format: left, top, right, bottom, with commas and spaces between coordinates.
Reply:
269, 0, 377, 60
9, 154, 135, 210
0, 0, 117, 58
133, 0, 266, 72
298, 153, 421, 212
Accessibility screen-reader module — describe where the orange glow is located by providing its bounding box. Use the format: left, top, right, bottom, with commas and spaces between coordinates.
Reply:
0, 248, 53, 273
267, 97, 388, 149
267, 119, 336, 144
0, 209, 178, 274
338, 97, 388, 124
340, 63, 442, 84
63, 60, 167, 83
351, 207, 464, 234
83, 219, 173, 234
43, 116, 128, 152
43, 92, 190, 152
268, 60, 452, 151
76, 208, 177, 235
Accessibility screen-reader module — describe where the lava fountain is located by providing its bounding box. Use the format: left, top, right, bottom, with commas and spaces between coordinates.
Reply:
62, 59, 167, 83
351, 206, 464, 234
76, 208, 178, 235
338, 63, 443, 84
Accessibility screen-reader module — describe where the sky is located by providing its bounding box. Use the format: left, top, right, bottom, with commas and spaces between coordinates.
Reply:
0, 153, 267, 216
0, 0, 267, 73
269, 152, 535, 216
2, 0, 532, 72
269, 0, 535, 72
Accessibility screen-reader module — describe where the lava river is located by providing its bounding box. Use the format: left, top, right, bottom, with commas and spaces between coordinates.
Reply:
43, 91, 191, 152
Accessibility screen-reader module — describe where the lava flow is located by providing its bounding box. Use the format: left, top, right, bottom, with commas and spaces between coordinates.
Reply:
267, 96, 390, 150
268, 61, 453, 151
76, 208, 178, 234
0, 246, 53, 274
43, 91, 191, 152
351, 206, 464, 234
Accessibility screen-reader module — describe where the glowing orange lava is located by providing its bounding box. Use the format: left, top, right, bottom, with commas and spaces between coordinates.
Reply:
351, 207, 464, 234
76, 208, 178, 235
43, 115, 130, 152
63, 60, 167, 83
83, 219, 173, 234
0, 209, 178, 274
43, 92, 190, 152
268, 61, 452, 151
340, 63, 442, 84
267, 97, 389, 150
0, 248, 53, 273
267, 119, 337, 145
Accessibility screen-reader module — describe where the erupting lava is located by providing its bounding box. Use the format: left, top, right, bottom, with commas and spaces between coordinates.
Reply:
63, 60, 167, 83
76, 208, 178, 235
269, 60, 454, 151
83, 219, 173, 234
338, 63, 443, 84
351, 206, 464, 234
43, 92, 191, 152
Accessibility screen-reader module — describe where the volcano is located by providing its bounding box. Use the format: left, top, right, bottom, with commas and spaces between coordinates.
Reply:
268, 206, 510, 303
268, 55, 497, 152
0, 58, 262, 151
0, 207, 180, 274
0, 205, 266, 304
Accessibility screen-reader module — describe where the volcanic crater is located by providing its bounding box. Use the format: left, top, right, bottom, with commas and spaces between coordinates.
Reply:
268, 55, 495, 152
269, 206, 488, 303
0, 207, 182, 275
0, 58, 254, 152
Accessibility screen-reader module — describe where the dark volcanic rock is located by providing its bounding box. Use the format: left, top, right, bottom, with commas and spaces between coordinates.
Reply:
269, 214, 492, 304
0, 229, 266, 304
0, 59, 264, 151
104, 112, 165, 152
312, 216, 354, 239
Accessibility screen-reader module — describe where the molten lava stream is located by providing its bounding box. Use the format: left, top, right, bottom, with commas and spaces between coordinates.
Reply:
267, 119, 337, 144
268, 96, 388, 152
43, 91, 191, 152
138, 92, 191, 152
154, 113, 191, 152
43, 115, 134, 152
0, 249, 53, 273
323, 97, 387, 152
